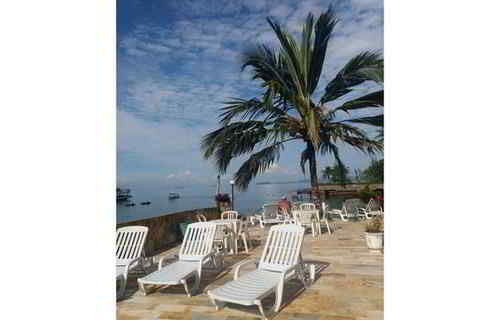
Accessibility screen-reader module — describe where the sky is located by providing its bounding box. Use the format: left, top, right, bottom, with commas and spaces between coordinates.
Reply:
117, 0, 383, 188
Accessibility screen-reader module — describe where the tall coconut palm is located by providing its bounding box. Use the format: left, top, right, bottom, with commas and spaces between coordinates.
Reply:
201, 6, 383, 197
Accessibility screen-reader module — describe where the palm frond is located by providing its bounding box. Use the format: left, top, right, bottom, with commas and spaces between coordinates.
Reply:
328, 90, 383, 117
241, 45, 292, 95
300, 144, 314, 175
201, 121, 269, 173
234, 143, 283, 190
267, 17, 306, 97
340, 114, 384, 127
321, 122, 383, 155
309, 5, 338, 94
219, 96, 287, 125
321, 51, 383, 104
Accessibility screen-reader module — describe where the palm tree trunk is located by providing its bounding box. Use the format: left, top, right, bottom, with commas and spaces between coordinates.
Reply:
307, 141, 320, 201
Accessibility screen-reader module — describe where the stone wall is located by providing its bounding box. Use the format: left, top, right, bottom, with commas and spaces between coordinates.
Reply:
116, 207, 220, 256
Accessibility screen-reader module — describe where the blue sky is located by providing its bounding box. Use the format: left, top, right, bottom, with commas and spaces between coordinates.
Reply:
117, 0, 383, 188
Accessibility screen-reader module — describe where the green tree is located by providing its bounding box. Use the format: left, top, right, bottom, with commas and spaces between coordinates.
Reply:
201, 6, 383, 196
322, 163, 352, 185
363, 159, 384, 183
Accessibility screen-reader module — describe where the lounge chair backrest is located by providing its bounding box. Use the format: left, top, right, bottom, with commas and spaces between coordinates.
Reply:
221, 210, 238, 220
366, 198, 382, 212
299, 203, 316, 211
259, 224, 305, 272
179, 222, 217, 261
116, 226, 148, 265
262, 204, 279, 219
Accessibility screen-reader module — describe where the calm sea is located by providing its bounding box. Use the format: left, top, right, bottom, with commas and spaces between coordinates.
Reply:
117, 182, 349, 223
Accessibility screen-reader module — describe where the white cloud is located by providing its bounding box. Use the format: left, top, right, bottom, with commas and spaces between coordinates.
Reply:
118, 0, 383, 185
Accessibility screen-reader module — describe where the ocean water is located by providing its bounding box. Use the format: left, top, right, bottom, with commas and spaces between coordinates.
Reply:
117, 182, 350, 223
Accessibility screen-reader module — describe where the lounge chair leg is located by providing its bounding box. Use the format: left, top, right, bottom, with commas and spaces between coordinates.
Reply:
325, 221, 332, 235
242, 234, 249, 253
256, 301, 268, 320
192, 270, 201, 295
138, 279, 147, 296
274, 283, 284, 312
209, 295, 226, 311
117, 274, 126, 298
181, 279, 191, 297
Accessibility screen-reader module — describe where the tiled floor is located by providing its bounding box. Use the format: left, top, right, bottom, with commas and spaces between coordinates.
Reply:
117, 220, 383, 320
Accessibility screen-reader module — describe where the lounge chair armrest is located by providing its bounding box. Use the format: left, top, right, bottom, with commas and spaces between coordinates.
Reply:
158, 253, 179, 270
200, 250, 220, 265
117, 257, 141, 274
283, 264, 300, 278
234, 257, 260, 280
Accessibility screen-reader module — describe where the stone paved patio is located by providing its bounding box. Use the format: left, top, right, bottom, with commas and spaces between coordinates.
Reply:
117, 220, 383, 320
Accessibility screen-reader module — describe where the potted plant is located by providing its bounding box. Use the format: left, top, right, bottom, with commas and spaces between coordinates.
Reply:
214, 193, 231, 212
365, 215, 384, 249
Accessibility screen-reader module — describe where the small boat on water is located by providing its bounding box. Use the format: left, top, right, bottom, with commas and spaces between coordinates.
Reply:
168, 192, 180, 200
125, 203, 136, 207
140, 201, 151, 205
117, 188, 132, 202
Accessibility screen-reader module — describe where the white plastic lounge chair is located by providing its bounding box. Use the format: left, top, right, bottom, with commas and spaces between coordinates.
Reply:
221, 210, 239, 220
330, 204, 355, 221
358, 198, 383, 220
137, 222, 221, 297
208, 224, 306, 319
116, 226, 149, 298
293, 210, 319, 237
258, 204, 282, 228
344, 198, 365, 220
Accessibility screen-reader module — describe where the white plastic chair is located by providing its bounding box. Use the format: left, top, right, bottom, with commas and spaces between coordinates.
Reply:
279, 207, 294, 224
137, 222, 221, 297
299, 202, 316, 211
213, 224, 231, 255
293, 210, 319, 237
116, 226, 149, 298
221, 210, 238, 220
208, 224, 307, 319
258, 204, 282, 228
316, 203, 333, 235
234, 219, 252, 254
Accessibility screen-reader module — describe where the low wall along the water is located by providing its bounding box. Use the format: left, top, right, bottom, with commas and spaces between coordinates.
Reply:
116, 207, 220, 256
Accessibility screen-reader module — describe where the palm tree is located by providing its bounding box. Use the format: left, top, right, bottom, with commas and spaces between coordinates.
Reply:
201, 6, 383, 198
322, 163, 351, 185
